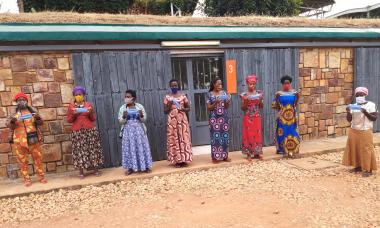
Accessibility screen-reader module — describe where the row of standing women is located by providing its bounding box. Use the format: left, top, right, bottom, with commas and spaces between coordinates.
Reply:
7, 74, 301, 186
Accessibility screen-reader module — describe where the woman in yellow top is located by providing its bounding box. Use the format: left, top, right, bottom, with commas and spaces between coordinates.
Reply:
7, 93, 47, 187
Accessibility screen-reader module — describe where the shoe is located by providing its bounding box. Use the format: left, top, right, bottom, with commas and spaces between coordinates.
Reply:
125, 169, 134, 175
349, 167, 362, 173
362, 171, 373, 177
24, 179, 32, 187
145, 169, 152, 173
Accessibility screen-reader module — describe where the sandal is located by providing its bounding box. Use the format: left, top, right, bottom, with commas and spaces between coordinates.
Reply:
247, 157, 253, 162
145, 169, 152, 173
24, 179, 32, 187
181, 162, 189, 167
362, 171, 373, 177
349, 167, 362, 173
223, 158, 232, 162
175, 163, 182, 168
78, 174, 85, 179
125, 169, 134, 175
94, 171, 102, 177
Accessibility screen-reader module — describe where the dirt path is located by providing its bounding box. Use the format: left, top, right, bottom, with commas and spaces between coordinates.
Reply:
1, 152, 379, 228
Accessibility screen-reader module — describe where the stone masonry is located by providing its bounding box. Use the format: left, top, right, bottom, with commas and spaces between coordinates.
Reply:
0, 53, 74, 178
298, 48, 354, 140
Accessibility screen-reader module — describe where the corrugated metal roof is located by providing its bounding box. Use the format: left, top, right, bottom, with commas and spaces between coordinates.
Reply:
1, 24, 380, 41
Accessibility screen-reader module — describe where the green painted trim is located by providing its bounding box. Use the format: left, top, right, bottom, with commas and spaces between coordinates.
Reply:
0, 24, 379, 41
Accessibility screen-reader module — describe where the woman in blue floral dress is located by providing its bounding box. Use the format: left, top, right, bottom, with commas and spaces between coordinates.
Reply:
272, 75, 300, 158
207, 77, 232, 163
118, 90, 153, 175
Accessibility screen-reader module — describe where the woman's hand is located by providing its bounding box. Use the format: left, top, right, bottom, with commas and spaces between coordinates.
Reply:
10, 116, 17, 123
122, 111, 128, 119
33, 113, 41, 120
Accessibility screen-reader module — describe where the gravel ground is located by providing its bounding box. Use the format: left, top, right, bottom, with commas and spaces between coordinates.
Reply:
0, 149, 379, 228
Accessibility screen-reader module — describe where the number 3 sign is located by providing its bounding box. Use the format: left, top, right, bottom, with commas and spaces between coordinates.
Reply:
226, 59, 237, 94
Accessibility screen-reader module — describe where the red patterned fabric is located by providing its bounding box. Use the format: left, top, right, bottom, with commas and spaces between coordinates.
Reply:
67, 102, 97, 131
164, 94, 193, 164
240, 92, 263, 157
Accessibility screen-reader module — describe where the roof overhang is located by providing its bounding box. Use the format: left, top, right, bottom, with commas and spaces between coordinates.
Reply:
1, 24, 380, 42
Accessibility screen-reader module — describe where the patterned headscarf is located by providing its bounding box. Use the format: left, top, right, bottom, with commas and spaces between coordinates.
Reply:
246, 74, 257, 84
355, 87, 368, 96
72, 86, 86, 96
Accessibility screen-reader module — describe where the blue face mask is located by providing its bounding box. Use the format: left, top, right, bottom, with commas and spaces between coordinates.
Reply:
171, 88, 178, 94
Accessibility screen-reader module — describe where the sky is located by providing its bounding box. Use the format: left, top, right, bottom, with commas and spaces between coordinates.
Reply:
0, 0, 19, 13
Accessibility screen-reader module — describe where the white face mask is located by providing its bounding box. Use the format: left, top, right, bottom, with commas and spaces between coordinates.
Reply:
356, 96, 366, 104
125, 98, 133, 104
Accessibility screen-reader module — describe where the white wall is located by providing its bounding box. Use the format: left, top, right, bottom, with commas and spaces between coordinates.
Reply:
301, 0, 380, 18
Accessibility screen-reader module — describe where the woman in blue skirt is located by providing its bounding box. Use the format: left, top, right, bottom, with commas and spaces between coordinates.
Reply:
118, 90, 153, 175
272, 75, 300, 158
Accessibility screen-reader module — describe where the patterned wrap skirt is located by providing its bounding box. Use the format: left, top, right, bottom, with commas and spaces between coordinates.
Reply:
121, 120, 153, 171
71, 128, 104, 169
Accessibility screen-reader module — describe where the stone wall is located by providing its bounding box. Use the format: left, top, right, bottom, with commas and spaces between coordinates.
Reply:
0, 53, 74, 178
298, 48, 354, 140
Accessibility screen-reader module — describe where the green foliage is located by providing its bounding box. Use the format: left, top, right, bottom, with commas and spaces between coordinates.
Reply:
23, 0, 197, 15
204, 0, 303, 17
23, 0, 133, 13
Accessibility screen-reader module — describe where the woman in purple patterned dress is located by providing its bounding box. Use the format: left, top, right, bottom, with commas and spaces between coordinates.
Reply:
207, 77, 231, 163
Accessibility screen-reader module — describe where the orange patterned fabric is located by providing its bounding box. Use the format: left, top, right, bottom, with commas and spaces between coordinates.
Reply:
164, 94, 193, 164
11, 110, 44, 181
13, 143, 44, 181
12, 111, 41, 147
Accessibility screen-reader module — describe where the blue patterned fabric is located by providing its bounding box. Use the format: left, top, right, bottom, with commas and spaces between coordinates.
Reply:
273, 92, 300, 156
208, 91, 230, 160
121, 119, 153, 171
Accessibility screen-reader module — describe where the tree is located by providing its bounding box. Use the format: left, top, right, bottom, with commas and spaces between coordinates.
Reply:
204, 0, 303, 17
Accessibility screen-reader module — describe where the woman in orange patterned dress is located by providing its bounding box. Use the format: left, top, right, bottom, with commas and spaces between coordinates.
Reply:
164, 79, 193, 168
7, 93, 47, 187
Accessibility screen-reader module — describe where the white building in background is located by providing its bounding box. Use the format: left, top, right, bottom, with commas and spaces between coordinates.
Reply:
301, 0, 380, 18
192, 0, 206, 17
0, 0, 19, 13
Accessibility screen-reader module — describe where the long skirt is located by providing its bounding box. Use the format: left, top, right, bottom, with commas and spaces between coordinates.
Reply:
343, 128, 377, 172
242, 114, 263, 157
275, 118, 300, 157
121, 120, 153, 171
209, 115, 230, 160
71, 128, 104, 169
166, 109, 193, 164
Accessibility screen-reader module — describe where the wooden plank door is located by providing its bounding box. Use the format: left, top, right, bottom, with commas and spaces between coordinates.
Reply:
355, 48, 380, 132
72, 51, 172, 167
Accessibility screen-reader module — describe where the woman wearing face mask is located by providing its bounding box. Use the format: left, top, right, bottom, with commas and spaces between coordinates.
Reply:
7, 93, 47, 187
272, 75, 300, 158
164, 79, 192, 168
67, 86, 104, 179
343, 87, 377, 177
118, 90, 152, 175
207, 77, 231, 163
240, 75, 264, 161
